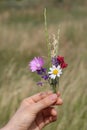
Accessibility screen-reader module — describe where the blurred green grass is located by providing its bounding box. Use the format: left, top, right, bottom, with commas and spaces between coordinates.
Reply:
0, 1, 87, 130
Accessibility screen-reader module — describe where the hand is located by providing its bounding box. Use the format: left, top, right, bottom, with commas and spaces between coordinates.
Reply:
2, 91, 63, 130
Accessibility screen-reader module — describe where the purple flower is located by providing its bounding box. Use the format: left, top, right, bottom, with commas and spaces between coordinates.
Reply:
52, 57, 59, 67
42, 75, 49, 80
29, 57, 44, 72
41, 68, 47, 73
37, 68, 47, 75
37, 82, 43, 86
37, 67, 49, 80
37, 69, 43, 75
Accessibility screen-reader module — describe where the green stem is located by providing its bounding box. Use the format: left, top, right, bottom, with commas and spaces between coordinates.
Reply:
51, 84, 57, 93
49, 78, 59, 93
51, 79, 57, 93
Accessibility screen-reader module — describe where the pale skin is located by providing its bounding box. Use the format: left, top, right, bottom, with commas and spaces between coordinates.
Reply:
1, 91, 63, 130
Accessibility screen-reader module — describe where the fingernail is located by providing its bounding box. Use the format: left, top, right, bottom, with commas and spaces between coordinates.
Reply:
50, 94, 57, 102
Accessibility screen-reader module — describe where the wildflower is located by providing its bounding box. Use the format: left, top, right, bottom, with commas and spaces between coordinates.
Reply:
37, 82, 43, 86
52, 57, 59, 67
42, 75, 49, 80
29, 57, 44, 72
57, 56, 68, 69
48, 65, 62, 79
37, 68, 46, 75
61, 62, 68, 69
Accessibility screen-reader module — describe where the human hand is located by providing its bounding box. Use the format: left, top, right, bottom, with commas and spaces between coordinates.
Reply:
2, 91, 63, 130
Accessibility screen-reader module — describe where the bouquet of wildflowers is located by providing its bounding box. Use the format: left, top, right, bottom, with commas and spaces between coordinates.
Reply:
29, 9, 68, 93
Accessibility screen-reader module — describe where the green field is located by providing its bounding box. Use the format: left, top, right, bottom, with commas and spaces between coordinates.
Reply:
0, 1, 87, 130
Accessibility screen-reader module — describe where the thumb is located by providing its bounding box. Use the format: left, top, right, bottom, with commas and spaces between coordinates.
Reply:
32, 94, 57, 113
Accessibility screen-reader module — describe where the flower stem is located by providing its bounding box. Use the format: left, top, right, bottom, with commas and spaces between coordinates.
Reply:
49, 78, 59, 93
51, 84, 57, 93
50, 79, 57, 93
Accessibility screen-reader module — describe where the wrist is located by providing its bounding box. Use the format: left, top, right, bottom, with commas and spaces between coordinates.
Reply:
0, 122, 14, 130
0, 125, 9, 130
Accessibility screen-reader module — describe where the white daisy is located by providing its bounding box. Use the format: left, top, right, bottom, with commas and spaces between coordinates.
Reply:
48, 65, 62, 79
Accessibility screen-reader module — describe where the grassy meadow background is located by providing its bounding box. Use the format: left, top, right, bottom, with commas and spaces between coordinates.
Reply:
0, 0, 87, 130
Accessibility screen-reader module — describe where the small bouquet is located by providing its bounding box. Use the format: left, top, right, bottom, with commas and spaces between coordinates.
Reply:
29, 9, 68, 93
